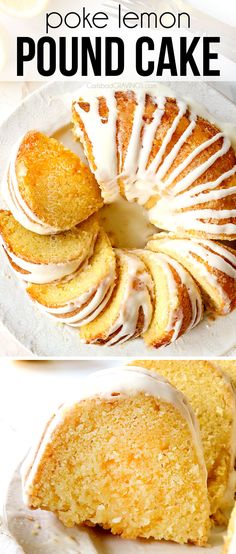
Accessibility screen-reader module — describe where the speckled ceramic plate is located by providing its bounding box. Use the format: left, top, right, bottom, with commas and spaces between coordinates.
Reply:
0, 81, 236, 357
2, 462, 224, 554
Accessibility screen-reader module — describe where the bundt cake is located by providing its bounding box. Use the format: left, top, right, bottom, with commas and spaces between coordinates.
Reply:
0, 210, 99, 284
79, 250, 153, 345
27, 229, 116, 326
211, 360, 236, 387
133, 249, 203, 348
224, 502, 236, 554
2, 131, 103, 234
22, 366, 211, 545
0, 86, 235, 350
129, 359, 236, 522
72, 88, 236, 240
147, 233, 236, 315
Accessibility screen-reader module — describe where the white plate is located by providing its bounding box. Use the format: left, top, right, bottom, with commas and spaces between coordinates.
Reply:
3, 462, 224, 554
0, 81, 236, 357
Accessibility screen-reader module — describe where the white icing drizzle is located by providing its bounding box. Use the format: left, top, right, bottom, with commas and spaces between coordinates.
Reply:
22, 366, 207, 503
155, 114, 196, 182
169, 136, 231, 195
136, 249, 202, 341
73, 88, 119, 203
2, 137, 60, 235
159, 252, 203, 338
122, 90, 146, 180
147, 236, 236, 314
164, 132, 225, 188
2, 244, 92, 285
149, 201, 236, 238
33, 272, 115, 327
148, 100, 187, 176
73, 88, 236, 236
82, 250, 153, 346
137, 96, 166, 178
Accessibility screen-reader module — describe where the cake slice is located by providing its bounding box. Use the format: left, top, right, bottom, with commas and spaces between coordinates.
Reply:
147, 233, 236, 315
2, 131, 103, 234
134, 249, 203, 348
129, 359, 236, 523
22, 367, 211, 545
0, 210, 99, 284
79, 250, 153, 345
224, 502, 236, 553
27, 229, 116, 326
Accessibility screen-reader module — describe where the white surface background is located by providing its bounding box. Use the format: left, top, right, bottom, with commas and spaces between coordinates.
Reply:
0, 81, 236, 357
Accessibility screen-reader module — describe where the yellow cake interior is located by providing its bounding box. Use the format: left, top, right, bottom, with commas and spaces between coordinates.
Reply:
129, 359, 236, 522
25, 393, 210, 545
0, 210, 99, 264
16, 131, 103, 230
27, 229, 115, 307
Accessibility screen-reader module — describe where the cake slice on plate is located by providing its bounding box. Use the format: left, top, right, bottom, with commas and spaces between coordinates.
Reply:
0, 210, 99, 284
2, 130, 103, 234
79, 250, 154, 345
27, 229, 116, 326
22, 366, 211, 545
134, 249, 203, 348
147, 233, 236, 315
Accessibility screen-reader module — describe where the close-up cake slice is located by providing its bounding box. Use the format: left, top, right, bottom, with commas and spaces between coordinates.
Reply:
79, 250, 154, 345
147, 233, 236, 315
129, 359, 236, 523
72, 88, 236, 240
134, 249, 203, 348
26, 229, 116, 326
21, 366, 211, 545
0, 210, 99, 284
2, 130, 103, 234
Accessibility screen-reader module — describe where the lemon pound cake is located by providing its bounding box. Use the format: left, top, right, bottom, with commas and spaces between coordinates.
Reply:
79, 251, 153, 345
224, 502, 236, 554
147, 233, 236, 315
26, 230, 116, 326
0, 211, 99, 284
22, 367, 211, 545
72, 88, 236, 239
2, 131, 103, 234
134, 249, 203, 348
129, 360, 236, 522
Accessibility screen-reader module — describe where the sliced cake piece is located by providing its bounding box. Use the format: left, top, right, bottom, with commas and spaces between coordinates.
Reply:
147, 233, 236, 315
22, 367, 211, 545
27, 229, 116, 326
224, 502, 236, 553
134, 249, 203, 348
129, 359, 236, 523
79, 250, 153, 345
2, 131, 103, 234
0, 210, 99, 284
